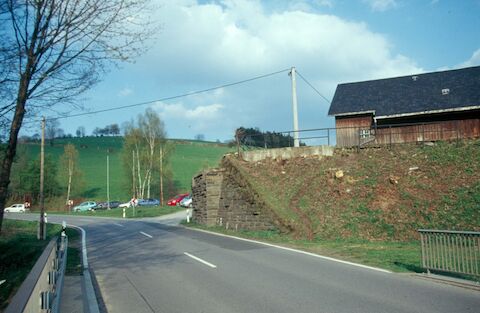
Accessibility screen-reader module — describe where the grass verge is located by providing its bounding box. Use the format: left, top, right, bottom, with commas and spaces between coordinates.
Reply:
65, 228, 82, 276
0, 220, 61, 310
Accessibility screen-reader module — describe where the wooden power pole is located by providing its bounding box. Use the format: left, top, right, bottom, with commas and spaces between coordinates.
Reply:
38, 117, 46, 240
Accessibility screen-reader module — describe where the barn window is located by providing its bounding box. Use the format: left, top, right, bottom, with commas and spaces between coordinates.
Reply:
360, 129, 371, 139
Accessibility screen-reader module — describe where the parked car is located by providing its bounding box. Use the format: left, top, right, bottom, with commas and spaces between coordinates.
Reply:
179, 195, 192, 208
119, 198, 138, 208
72, 201, 97, 212
138, 198, 160, 206
4, 204, 26, 213
95, 201, 121, 209
119, 201, 132, 208
167, 193, 189, 206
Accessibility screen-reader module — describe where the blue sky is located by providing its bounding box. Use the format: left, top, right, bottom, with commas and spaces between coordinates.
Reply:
52, 0, 480, 143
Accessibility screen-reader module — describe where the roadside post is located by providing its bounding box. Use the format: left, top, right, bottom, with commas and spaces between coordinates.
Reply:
186, 208, 192, 223
123, 208, 126, 218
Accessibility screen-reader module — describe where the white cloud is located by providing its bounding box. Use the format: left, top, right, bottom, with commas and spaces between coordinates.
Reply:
118, 87, 133, 97
154, 102, 224, 120
459, 48, 480, 67
151, 1, 419, 82
287, 0, 334, 11
102, 0, 422, 140
363, 0, 397, 12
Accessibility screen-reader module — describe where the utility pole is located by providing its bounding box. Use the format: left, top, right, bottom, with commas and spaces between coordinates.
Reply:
107, 152, 110, 209
289, 67, 300, 147
132, 150, 135, 198
38, 117, 46, 240
159, 145, 164, 206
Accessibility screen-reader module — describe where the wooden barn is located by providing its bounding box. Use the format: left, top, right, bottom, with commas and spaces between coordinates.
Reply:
328, 66, 480, 147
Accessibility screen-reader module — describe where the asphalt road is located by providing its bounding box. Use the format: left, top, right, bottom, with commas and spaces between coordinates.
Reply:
7, 212, 480, 313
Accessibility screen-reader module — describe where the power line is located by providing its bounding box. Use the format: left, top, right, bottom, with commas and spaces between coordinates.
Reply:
32, 68, 291, 123
295, 70, 331, 104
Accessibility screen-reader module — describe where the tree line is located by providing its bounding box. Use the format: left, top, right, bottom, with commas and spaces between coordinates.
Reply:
235, 127, 305, 148
8, 108, 175, 207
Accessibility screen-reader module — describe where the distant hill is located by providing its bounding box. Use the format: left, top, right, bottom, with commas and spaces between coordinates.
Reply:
227, 139, 480, 241
14, 137, 232, 203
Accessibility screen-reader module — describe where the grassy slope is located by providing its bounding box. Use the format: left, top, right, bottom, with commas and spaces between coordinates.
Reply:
169, 141, 232, 194
230, 140, 480, 242
16, 138, 232, 207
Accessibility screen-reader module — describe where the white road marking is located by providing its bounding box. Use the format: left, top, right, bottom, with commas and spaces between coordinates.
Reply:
140, 231, 153, 238
68, 224, 89, 269
113, 223, 124, 227
184, 252, 217, 269
189, 228, 391, 274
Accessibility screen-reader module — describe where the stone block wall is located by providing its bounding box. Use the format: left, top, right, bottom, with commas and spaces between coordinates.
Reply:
192, 169, 224, 226
192, 162, 276, 231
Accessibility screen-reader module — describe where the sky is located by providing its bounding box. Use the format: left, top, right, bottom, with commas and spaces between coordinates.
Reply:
52, 0, 480, 143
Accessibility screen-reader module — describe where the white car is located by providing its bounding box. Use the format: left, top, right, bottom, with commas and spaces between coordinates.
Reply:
119, 199, 138, 208
118, 201, 131, 208
4, 204, 26, 213
179, 195, 192, 208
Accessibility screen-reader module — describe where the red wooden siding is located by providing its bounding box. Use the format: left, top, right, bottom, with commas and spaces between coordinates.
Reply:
335, 115, 373, 147
335, 112, 480, 147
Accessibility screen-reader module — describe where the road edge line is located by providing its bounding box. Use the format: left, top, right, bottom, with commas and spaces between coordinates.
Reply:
68, 224, 101, 313
187, 227, 391, 274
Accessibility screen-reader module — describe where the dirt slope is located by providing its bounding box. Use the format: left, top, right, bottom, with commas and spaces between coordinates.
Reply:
228, 140, 480, 241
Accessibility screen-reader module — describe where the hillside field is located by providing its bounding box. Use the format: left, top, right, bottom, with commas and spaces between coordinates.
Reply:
12, 137, 232, 205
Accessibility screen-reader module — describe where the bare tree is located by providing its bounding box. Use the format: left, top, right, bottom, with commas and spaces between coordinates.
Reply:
59, 143, 83, 208
194, 134, 205, 141
123, 109, 167, 200
76, 126, 85, 137
138, 108, 166, 198
0, 0, 153, 233
45, 118, 60, 146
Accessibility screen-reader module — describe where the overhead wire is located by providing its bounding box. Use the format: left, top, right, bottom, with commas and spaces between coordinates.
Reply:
26, 68, 292, 124
295, 70, 331, 104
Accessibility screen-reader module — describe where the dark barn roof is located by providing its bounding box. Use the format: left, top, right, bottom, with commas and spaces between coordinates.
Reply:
328, 66, 480, 119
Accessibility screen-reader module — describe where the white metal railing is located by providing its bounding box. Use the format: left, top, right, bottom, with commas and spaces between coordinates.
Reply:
419, 229, 479, 279
5, 234, 68, 313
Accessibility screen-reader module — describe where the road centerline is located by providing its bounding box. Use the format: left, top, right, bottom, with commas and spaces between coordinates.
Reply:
113, 223, 124, 227
184, 252, 217, 269
140, 231, 153, 238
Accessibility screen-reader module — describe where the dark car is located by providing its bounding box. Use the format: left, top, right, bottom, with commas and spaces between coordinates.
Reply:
95, 200, 121, 209
138, 198, 160, 206
167, 193, 189, 206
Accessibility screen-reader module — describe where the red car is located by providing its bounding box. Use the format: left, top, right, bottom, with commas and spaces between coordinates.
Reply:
167, 193, 190, 206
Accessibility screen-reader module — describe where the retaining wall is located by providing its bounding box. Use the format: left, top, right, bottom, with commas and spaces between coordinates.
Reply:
241, 145, 334, 162
192, 160, 277, 231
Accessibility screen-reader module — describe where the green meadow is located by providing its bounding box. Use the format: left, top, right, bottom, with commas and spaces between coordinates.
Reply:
15, 137, 232, 205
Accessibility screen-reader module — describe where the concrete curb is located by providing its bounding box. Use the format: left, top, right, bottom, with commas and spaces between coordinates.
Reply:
413, 273, 480, 291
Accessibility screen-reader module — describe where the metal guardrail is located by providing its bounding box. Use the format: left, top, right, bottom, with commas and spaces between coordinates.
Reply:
419, 229, 480, 279
5, 235, 68, 313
